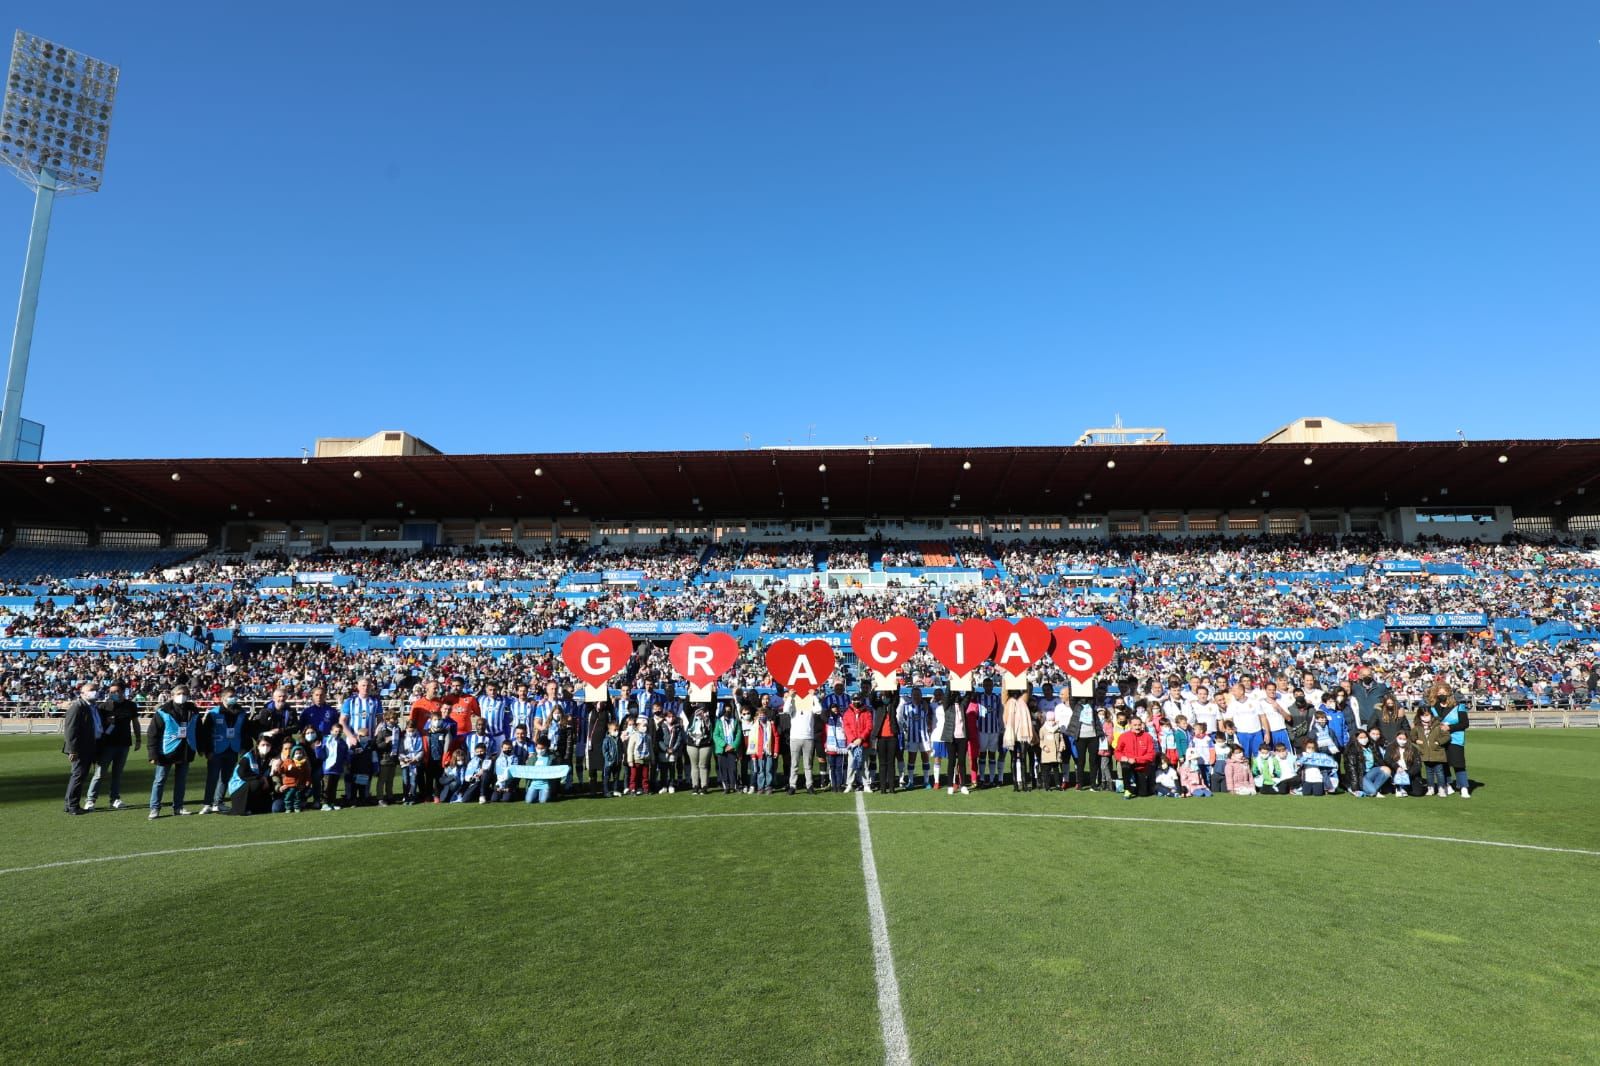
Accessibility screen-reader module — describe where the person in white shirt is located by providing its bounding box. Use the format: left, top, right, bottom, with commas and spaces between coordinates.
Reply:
1186, 687, 1220, 735
1035, 684, 1063, 725
1227, 685, 1265, 759
786, 692, 820, 794
1258, 682, 1291, 748
1300, 671, 1325, 709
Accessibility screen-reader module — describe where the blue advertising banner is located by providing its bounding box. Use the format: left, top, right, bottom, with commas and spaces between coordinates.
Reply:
1385, 613, 1488, 629
1189, 627, 1342, 644
396, 635, 521, 650
1374, 560, 1424, 573
763, 632, 850, 648
0, 636, 157, 652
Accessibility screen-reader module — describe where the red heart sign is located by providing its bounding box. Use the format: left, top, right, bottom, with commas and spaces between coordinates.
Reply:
849, 617, 921, 676
560, 628, 634, 688
926, 618, 995, 678
669, 631, 740, 687
989, 617, 1051, 674
765, 638, 836, 698
1049, 626, 1119, 683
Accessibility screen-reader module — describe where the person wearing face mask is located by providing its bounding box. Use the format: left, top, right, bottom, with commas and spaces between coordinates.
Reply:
227, 736, 277, 815
685, 703, 714, 796
198, 687, 248, 814
146, 685, 199, 819
1350, 728, 1391, 797
1350, 665, 1392, 733
87, 680, 142, 812
713, 700, 743, 794
61, 682, 103, 817
1115, 716, 1157, 799
1385, 730, 1422, 797
1439, 692, 1471, 798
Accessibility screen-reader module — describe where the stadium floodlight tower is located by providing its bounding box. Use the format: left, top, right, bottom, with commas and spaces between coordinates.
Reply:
0, 30, 118, 461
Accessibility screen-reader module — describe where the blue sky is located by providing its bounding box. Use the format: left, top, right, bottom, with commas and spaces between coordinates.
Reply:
4, 2, 1597, 459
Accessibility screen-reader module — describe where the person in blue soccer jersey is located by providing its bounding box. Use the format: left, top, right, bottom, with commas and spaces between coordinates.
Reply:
340, 678, 384, 739
897, 687, 934, 789
976, 679, 1003, 786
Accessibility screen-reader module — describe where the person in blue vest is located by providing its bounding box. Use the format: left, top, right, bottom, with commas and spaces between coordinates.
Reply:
146, 685, 199, 819
301, 686, 339, 741
1439, 691, 1471, 798
320, 723, 352, 810
198, 688, 249, 814
524, 737, 557, 804
340, 677, 383, 739
226, 735, 277, 816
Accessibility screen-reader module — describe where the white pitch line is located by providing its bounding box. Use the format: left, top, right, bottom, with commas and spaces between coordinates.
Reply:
2, 806, 1597, 879
856, 792, 912, 1066
0, 810, 852, 877
866, 809, 1600, 857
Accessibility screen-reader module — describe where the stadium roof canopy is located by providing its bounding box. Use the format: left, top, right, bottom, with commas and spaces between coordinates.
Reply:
1, 440, 1597, 530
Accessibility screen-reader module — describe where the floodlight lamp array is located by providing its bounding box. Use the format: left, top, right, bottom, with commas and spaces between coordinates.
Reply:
0, 30, 119, 193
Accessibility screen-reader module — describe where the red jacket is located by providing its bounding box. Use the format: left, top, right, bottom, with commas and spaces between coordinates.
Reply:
842, 706, 873, 746
1115, 729, 1156, 768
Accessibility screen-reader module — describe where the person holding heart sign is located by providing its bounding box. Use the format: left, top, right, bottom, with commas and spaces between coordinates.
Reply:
1002, 689, 1036, 792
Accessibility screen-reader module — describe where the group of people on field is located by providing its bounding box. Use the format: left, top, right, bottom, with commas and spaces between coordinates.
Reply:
60, 659, 1473, 817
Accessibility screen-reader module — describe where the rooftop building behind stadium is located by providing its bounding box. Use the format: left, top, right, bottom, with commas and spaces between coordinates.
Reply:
1, 418, 1596, 554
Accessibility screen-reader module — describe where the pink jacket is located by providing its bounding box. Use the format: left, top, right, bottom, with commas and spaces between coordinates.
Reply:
1224, 759, 1254, 793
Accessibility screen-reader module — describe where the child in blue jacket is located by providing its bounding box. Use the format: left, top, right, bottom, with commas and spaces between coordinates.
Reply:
525, 738, 557, 804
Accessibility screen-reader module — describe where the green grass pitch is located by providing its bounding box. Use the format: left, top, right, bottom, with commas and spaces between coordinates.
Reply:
1, 731, 1596, 1065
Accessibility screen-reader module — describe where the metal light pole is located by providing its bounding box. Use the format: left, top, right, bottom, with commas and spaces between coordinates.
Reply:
0, 30, 119, 461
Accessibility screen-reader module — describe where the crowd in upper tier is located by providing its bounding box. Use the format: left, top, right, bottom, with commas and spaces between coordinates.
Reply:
3, 534, 1598, 713
5, 536, 1597, 637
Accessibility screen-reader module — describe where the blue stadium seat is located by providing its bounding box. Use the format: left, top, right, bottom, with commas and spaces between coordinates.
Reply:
0, 546, 200, 582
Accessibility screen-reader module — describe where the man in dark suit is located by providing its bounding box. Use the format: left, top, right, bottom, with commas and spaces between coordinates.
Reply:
62, 682, 103, 816
86, 680, 142, 810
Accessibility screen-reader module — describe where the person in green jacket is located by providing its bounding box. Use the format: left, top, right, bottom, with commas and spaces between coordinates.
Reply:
1413, 706, 1451, 795
713, 701, 743, 794
1252, 743, 1295, 794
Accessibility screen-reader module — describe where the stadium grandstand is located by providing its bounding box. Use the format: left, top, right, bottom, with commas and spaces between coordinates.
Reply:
2, 423, 1599, 722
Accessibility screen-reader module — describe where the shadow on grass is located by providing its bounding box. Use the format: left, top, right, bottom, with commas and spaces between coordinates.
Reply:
5, 769, 167, 806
